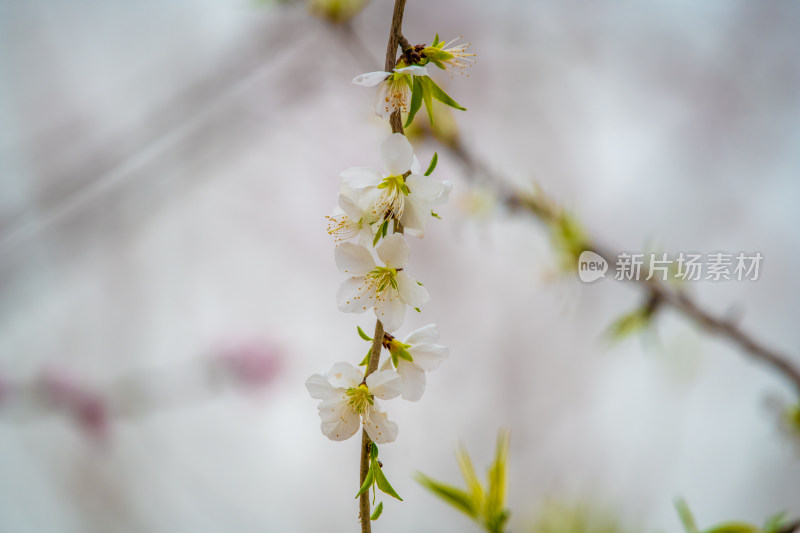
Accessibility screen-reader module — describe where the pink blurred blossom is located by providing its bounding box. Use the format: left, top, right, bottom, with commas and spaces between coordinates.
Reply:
218, 340, 283, 390
40, 369, 109, 443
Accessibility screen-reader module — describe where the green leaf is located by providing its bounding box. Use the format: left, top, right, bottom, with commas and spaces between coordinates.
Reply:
763, 512, 788, 533
370, 443, 379, 460
381, 219, 389, 237
374, 461, 403, 501
424, 152, 438, 176
675, 498, 699, 533
421, 77, 435, 126
416, 473, 477, 518
705, 524, 761, 533
606, 308, 651, 342
359, 347, 371, 366
425, 76, 466, 111
356, 467, 375, 498
432, 33, 440, 47
370, 501, 384, 520
373, 220, 387, 247
486, 430, 509, 521
455, 445, 484, 503
405, 76, 424, 128
357, 326, 373, 342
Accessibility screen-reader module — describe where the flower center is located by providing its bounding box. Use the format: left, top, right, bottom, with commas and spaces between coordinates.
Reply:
367, 266, 398, 294
346, 383, 373, 414
374, 175, 410, 221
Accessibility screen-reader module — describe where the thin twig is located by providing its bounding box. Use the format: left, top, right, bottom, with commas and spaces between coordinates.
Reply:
450, 140, 800, 396
359, 2, 407, 531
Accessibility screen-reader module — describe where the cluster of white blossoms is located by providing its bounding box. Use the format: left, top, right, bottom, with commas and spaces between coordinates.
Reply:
308, 131, 451, 443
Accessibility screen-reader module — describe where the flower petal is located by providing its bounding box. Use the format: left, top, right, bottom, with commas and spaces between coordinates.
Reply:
327, 362, 363, 389
394, 65, 428, 76
340, 167, 382, 190
319, 395, 360, 441
374, 290, 406, 332
335, 243, 375, 275
366, 370, 403, 400
381, 133, 414, 175
396, 359, 427, 401
376, 233, 410, 268
410, 155, 421, 174
338, 188, 365, 221
403, 324, 440, 345
352, 71, 391, 87
337, 276, 378, 313
432, 180, 453, 206
407, 343, 449, 372
406, 173, 444, 203
364, 406, 398, 443
306, 374, 334, 399
395, 271, 430, 309
399, 197, 428, 234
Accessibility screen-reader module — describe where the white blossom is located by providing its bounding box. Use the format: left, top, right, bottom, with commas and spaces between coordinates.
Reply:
335, 233, 429, 332
306, 362, 402, 443
340, 133, 451, 238
325, 184, 375, 245
381, 324, 448, 401
352, 65, 429, 118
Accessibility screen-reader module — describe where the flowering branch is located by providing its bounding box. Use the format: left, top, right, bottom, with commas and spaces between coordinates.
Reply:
333, 20, 800, 398
358, 3, 407, 530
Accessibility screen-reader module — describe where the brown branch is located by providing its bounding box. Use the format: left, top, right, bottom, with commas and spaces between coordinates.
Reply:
359, 2, 407, 531
450, 139, 800, 396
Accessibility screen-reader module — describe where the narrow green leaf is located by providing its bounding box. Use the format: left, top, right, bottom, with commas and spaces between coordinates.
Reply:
763, 512, 788, 533
370, 501, 384, 521
432, 33, 440, 47
421, 77, 435, 126
373, 226, 382, 247
705, 525, 761, 533
416, 473, 477, 518
455, 445, 484, 503
675, 498, 699, 533
357, 326, 373, 342
370, 443, 379, 460
374, 463, 403, 501
606, 308, 650, 342
356, 467, 375, 498
381, 219, 389, 237
486, 430, 510, 520
359, 347, 371, 366
425, 76, 466, 111
405, 76, 424, 128
424, 152, 438, 176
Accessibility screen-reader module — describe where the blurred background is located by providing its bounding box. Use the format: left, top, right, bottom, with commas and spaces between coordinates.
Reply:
1, 0, 799, 532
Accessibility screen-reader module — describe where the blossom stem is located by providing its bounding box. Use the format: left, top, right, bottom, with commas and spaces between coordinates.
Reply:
359, 3, 408, 530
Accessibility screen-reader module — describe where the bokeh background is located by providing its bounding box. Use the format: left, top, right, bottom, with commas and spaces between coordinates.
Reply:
1, 0, 799, 532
